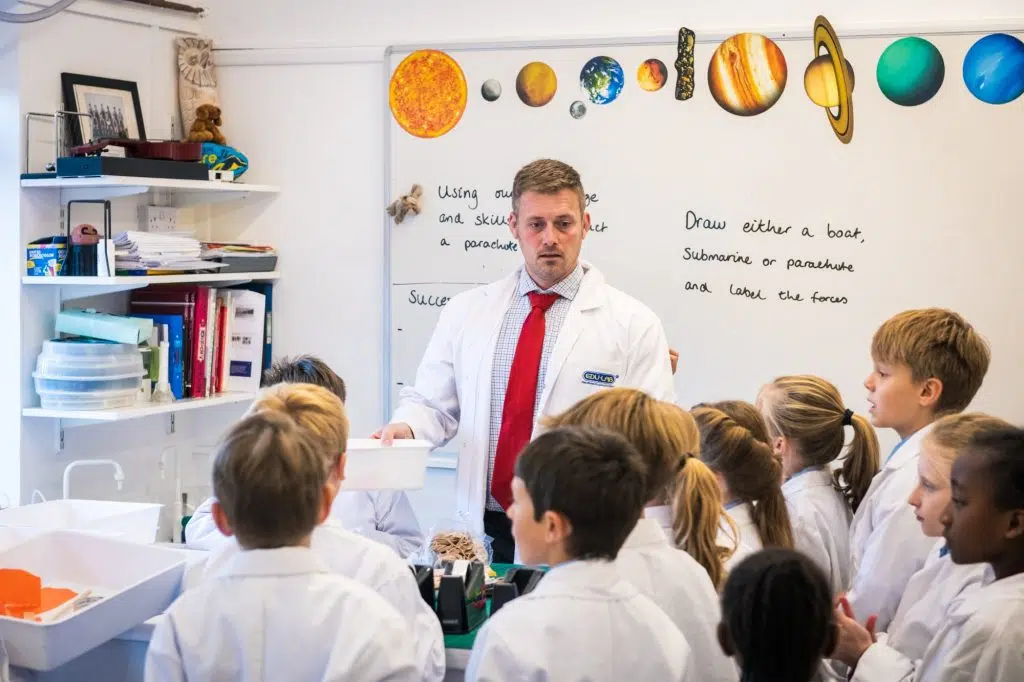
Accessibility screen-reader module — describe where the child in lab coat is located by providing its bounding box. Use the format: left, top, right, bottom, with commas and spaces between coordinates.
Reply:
182, 383, 445, 682
831, 413, 1008, 675
757, 375, 880, 596
718, 548, 838, 682
186, 355, 425, 559
839, 424, 1024, 681
466, 426, 694, 682
144, 410, 420, 682
846, 308, 991, 632
544, 388, 738, 682
692, 406, 794, 571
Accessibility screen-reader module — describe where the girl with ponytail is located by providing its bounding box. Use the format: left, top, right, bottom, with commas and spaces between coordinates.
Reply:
757, 374, 880, 595
543, 389, 739, 682
691, 405, 794, 571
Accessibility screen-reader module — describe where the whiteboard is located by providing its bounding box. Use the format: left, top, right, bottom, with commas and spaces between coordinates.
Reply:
385, 28, 1024, 455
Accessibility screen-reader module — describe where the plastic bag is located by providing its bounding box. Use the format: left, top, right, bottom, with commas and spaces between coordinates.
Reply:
419, 512, 492, 568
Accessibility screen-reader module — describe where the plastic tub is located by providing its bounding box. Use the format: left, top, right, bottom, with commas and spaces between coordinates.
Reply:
34, 375, 142, 393
343, 438, 431, 490
0, 530, 185, 670
0, 500, 163, 544
35, 338, 144, 379
38, 390, 139, 411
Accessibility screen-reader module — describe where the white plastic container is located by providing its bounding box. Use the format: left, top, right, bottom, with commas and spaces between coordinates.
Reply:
0, 500, 163, 544
0, 530, 185, 670
36, 387, 140, 411
343, 438, 431, 490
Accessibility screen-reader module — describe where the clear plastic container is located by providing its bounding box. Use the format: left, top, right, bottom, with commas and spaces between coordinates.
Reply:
35, 339, 144, 379
38, 390, 139, 411
34, 375, 142, 394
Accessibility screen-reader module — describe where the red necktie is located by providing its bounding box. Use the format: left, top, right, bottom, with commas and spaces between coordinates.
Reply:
491, 291, 560, 509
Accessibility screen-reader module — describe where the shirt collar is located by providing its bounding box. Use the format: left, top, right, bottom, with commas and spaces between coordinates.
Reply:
516, 261, 585, 300
622, 518, 672, 550
643, 505, 674, 538
782, 466, 833, 495
216, 546, 328, 579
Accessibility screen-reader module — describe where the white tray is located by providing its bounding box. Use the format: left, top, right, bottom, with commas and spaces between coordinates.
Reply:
343, 438, 431, 490
0, 530, 185, 670
0, 500, 162, 544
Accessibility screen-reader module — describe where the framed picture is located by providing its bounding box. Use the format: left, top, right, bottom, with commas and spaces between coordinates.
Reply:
61, 72, 146, 146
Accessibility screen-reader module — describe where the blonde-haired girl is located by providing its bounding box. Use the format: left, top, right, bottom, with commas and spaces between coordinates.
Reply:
758, 375, 879, 594
692, 405, 794, 571
544, 388, 738, 682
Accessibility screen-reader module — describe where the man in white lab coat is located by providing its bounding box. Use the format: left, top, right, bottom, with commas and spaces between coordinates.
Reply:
376, 159, 675, 561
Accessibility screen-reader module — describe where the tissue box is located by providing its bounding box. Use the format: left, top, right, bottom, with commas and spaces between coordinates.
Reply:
0, 530, 185, 670
26, 238, 68, 277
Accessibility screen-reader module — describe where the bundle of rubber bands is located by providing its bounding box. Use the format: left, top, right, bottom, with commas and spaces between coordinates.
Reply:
429, 531, 488, 564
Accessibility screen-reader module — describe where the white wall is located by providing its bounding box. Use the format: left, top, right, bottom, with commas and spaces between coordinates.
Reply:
199, 0, 1024, 529
203, 0, 1024, 48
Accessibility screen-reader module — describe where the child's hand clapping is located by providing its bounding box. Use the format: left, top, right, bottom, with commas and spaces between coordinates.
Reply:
832, 596, 877, 668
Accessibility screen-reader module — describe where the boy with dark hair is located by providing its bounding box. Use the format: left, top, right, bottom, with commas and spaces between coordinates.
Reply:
466, 426, 694, 681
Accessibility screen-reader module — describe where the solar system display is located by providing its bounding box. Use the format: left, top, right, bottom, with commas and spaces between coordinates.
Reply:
388, 18, 1024, 142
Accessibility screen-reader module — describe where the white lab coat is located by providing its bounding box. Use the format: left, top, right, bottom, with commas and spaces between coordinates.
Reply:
390, 263, 676, 539
181, 519, 445, 682
615, 513, 739, 682
144, 547, 420, 682
880, 539, 993, 664
466, 559, 694, 682
783, 467, 853, 596
719, 503, 762, 572
853, 572, 1024, 682
185, 489, 423, 558
846, 424, 937, 631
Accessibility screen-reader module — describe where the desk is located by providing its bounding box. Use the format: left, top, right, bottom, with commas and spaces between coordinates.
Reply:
19, 562, 523, 682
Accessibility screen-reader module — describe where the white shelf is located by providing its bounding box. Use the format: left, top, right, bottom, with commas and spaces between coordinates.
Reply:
21, 175, 279, 206
23, 271, 279, 300
23, 392, 257, 426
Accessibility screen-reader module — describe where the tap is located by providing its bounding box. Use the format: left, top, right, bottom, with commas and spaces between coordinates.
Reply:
62, 459, 125, 500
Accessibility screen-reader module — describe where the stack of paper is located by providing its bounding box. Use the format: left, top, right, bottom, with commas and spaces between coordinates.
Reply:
114, 231, 224, 272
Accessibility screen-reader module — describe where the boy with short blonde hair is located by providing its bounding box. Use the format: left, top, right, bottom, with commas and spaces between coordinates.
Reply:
847, 308, 991, 632
146, 411, 418, 682
183, 383, 445, 682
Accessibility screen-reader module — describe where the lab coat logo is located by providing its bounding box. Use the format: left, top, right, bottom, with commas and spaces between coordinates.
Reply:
582, 371, 617, 387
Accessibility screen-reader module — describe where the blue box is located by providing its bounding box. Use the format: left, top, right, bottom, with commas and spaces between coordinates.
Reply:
26, 237, 68, 277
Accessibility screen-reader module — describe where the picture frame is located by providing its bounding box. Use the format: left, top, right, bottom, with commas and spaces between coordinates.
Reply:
61, 72, 146, 147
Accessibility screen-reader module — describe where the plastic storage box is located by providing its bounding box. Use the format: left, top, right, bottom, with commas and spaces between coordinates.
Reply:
33, 338, 144, 410
343, 439, 431, 490
0, 530, 185, 670
0, 500, 163, 544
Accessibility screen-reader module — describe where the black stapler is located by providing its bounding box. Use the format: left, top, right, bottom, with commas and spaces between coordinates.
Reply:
436, 560, 487, 634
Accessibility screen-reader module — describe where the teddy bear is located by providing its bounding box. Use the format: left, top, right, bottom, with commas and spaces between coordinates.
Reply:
386, 184, 423, 224
187, 103, 226, 146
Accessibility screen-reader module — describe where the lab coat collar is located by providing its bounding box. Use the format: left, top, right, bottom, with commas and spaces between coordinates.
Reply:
622, 518, 672, 550
515, 261, 584, 301
884, 422, 936, 472
508, 260, 605, 312
531, 559, 622, 596
643, 505, 674, 539
782, 466, 833, 495
725, 501, 754, 528
945, 571, 1022, 625
215, 546, 329, 579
